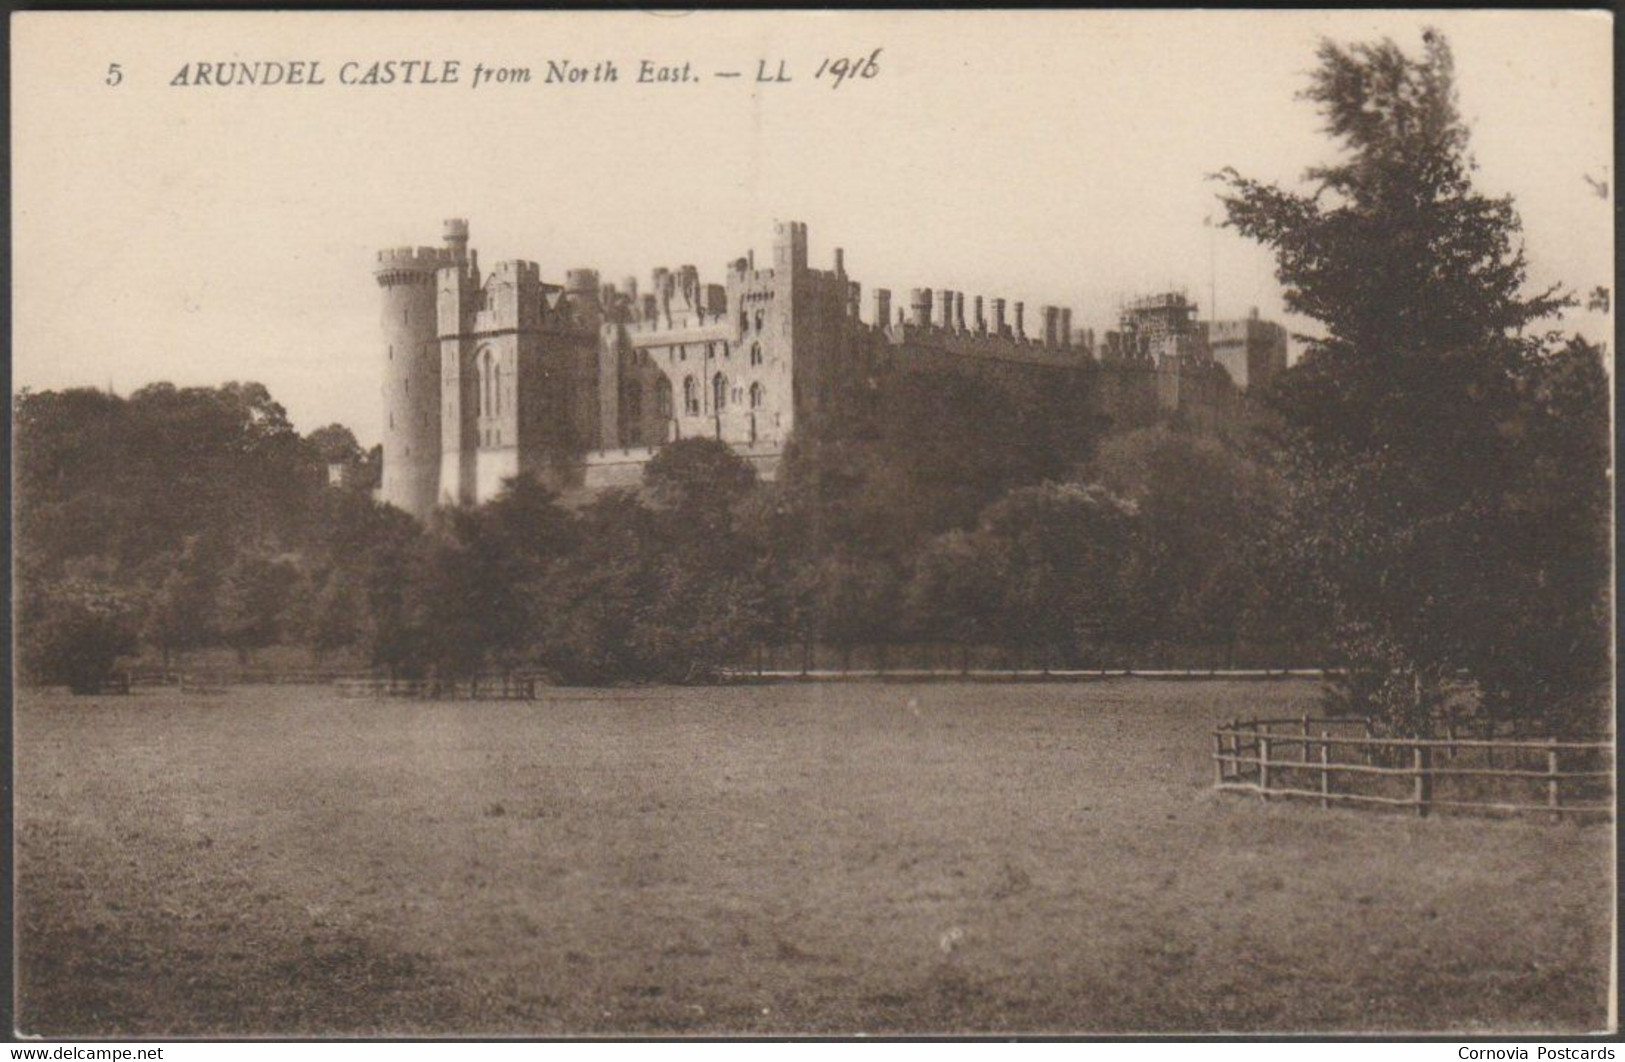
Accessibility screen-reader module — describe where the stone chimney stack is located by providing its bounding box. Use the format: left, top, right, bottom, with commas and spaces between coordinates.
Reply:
992, 298, 1007, 335
974, 296, 985, 334
1014, 302, 1026, 339
1061, 308, 1074, 348
874, 289, 892, 328
910, 288, 933, 328
1042, 306, 1060, 347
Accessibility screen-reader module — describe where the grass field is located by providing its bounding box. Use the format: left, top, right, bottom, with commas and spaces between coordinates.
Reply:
15, 680, 1614, 1036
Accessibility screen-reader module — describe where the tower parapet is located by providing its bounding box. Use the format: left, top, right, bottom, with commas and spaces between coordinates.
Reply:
375, 246, 454, 285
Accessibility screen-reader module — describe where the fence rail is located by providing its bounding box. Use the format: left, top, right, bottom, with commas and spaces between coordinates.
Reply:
333, 675, 542, 701
1213, 716, 1614, 821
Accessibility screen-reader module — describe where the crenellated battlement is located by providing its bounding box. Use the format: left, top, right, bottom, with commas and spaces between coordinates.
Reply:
375, 245, 456, 286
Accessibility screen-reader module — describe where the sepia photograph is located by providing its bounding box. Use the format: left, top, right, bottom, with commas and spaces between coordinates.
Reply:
8, 9, 1616, 1040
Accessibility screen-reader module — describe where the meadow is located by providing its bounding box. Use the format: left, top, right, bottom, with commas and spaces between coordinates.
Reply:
15, 680, 1614, 1036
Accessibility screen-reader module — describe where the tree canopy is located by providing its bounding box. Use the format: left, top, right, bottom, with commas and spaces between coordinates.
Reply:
1217, 30, 1609, 733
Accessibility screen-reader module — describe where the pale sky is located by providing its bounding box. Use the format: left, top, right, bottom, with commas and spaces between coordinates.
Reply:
12, 10, 1613, 445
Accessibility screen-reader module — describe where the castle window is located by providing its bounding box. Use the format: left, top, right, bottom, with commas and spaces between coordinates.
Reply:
480, 349, 495, 417
683, 375, 699, 416
677, 345, 686, 362
712, 373, 727, 412
739, 310, 748, 334
655, 376, 673, 417
750, 382, 765, 409
750, 342, 762, 366
754, 310, 764, 331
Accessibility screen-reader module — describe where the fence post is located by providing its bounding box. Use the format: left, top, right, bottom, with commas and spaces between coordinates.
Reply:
1301, 714, 1311, 763
1214, 729, 1225, 786
1363, 718, 1375, 767
1414, 744, 1432, 818
1319, 730, 1331, 808
1547, 738, 1561, 822
1258, 735, 1272, 801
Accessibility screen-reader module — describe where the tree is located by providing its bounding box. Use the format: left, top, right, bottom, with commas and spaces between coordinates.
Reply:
637, 442, 770, 681
20, 564, 140, 693
215, 552, 300, 665
976, 482, 1138, 667
1217, 30, 1603, 732
303, 569, 363, 665
529, 490, 659, 684
643, 437, 758, 522
904, 529, 1006, 670
306, 423, 364, 467
416, 476, 579, 678
1092, 427, 1282, 659
140, 536, 227, 671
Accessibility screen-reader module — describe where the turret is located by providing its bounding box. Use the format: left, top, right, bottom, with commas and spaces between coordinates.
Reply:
375, 240, 455, 519
442, 217, 469, 264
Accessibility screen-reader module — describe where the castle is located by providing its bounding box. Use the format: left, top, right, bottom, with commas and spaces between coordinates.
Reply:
375, 219, 1287, 519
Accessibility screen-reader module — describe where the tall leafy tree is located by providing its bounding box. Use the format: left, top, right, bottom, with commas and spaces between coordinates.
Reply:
1217, 30, 1605, 732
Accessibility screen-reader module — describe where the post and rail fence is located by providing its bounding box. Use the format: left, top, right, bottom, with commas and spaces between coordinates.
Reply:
1213, 716, 1614, 821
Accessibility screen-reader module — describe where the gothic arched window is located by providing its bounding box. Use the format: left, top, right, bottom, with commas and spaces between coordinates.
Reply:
750, 342, 762, 367
655, 376, 673, 417
480, 349, 495, 417
712, 373, 727, 412
750, 382, 765, 409
683, 375, 699, 416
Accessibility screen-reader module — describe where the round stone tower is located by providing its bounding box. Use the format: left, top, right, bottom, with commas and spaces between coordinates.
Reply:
375, 241, 453, 519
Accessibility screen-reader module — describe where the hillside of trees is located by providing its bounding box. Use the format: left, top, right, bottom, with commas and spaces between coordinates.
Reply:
15, 366, 1308, 689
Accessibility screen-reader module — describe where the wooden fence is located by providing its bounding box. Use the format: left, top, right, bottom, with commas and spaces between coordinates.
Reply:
1213, 716, 1615, 820
737, 642, 1331, 677
131, 668, 356, 688
333, 675, 542, 701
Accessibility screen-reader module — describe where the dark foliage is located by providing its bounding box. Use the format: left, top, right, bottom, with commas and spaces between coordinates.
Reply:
1217, 30, 1609, 733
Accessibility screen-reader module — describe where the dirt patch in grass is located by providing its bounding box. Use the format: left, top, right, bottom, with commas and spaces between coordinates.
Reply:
15, 681, 1614, 1035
